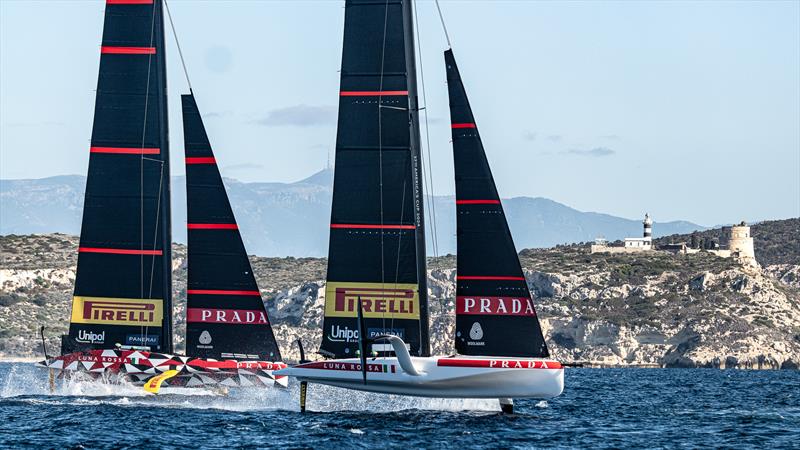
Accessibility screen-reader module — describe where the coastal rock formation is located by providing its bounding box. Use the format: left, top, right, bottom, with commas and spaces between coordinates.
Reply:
1, 234, 798, 369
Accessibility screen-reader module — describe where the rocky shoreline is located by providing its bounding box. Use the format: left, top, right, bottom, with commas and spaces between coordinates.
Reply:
1, 233, 799, 369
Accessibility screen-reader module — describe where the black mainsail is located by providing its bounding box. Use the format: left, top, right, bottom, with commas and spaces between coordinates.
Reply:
63, 0, 172, 354
445, 50, 549, 358
320, 0, 429, 358
182, 93, 282, 361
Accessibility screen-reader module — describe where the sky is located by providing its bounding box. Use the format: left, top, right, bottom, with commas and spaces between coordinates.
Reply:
1, 0, 798, 226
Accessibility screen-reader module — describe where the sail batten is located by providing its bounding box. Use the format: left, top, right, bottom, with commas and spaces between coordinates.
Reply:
320, 0, 428, 358
446, 49, 549, 358
182, 93, 281, 361
63, 0, 171, 355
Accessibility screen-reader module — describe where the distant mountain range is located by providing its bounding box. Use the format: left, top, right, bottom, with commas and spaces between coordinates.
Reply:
0, 169, 705, 256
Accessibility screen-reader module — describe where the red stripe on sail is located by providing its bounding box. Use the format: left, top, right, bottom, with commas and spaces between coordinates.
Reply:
79, 247, 162, 256
90, 147, 160, 155
187, 223, 238, 230
457, 276, 525, 281
187, 289, 261, 296
101, 46, 156, 54
185, 157, 216, 165
330, 224, 416, 230
456, 199, 500, 205
106, 0, 153, 4
451, 123, 476, 129
437, 359, 562, 369
340, 90, 409, 97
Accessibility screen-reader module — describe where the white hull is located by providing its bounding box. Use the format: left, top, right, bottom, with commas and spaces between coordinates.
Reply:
276, 356, 563, 399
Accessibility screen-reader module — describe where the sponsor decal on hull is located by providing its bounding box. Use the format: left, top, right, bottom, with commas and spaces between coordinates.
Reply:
325, 282, 419, 319
70, 296, 163, 326
299, 361, 397, 373
456, 296, 536, 316
437, 359, 562, 369
186, 308, 268, 325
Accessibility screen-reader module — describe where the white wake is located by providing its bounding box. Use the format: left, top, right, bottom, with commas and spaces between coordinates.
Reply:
0, 362, 498, 412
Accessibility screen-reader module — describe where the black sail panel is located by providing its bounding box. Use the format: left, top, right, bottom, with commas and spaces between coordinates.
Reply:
63, 0, 172, 354
182, 94, 281, 361
445, 50, 549, 358
320, 0, 429, 358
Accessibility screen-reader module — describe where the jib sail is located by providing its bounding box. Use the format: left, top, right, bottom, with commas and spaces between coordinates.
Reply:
182, 93, 281, 361
319, 0, 429, 358
63, 0, 172, 354
445, 49, 549, 358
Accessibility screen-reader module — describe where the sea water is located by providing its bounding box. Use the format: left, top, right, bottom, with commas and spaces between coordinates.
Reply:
0, 363, 797, 448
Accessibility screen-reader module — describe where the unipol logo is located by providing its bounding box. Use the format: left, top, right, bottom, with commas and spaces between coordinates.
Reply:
328, 325, 358, 342
456, 296, 536, 316
76, 330, 105, 344
186, 308, 268, 325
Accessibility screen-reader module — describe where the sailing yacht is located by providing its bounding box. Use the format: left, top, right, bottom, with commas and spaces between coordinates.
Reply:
276, 0, 563, 413
40, 0, 285, 392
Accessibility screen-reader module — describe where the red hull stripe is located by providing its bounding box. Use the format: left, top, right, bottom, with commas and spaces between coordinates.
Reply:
437, 359, 562, 369
185, 157, 216, 165
187, 223, 238, 230
106, 0, 153, 4
457, 276, 525, 281
331, 224, 416, 230
187, 289, 261, 296
79, 247, 162, 256
451, 123, 477, 129
90, 146, 160, 155
456, 199, 501, 205
101, 46, 156, 54
340, 90, 409, 97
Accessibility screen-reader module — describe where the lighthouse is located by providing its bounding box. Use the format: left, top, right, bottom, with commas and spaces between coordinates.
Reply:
643, 213, 653, 239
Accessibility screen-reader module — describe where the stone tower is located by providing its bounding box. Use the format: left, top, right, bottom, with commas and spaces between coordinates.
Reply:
727, 221, 756, 263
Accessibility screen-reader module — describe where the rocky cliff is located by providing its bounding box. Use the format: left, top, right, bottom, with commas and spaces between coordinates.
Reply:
1, 234, 798, 369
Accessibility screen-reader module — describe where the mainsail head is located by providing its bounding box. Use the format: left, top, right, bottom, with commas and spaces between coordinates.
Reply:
182, 93, 282, 362
319, 0, 429, 358
445, 49, 549, 358
63, 0, 172, 354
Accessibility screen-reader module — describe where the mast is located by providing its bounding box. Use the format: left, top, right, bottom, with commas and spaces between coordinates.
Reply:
445, 49, 549, 358
319, 0, 429, 359
402, 0, 429, 356
63, 0, 172, 354
182, 93, 281, 361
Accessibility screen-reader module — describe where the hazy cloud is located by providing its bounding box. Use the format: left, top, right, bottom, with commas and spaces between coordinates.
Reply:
523, 131, 538, 141
600, 134, 621, 141
202, 111, 232, 119
564, 147, 616, 157
546, 134, 563, 142
252, 105, 337, 127
224, 163, 264, 172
